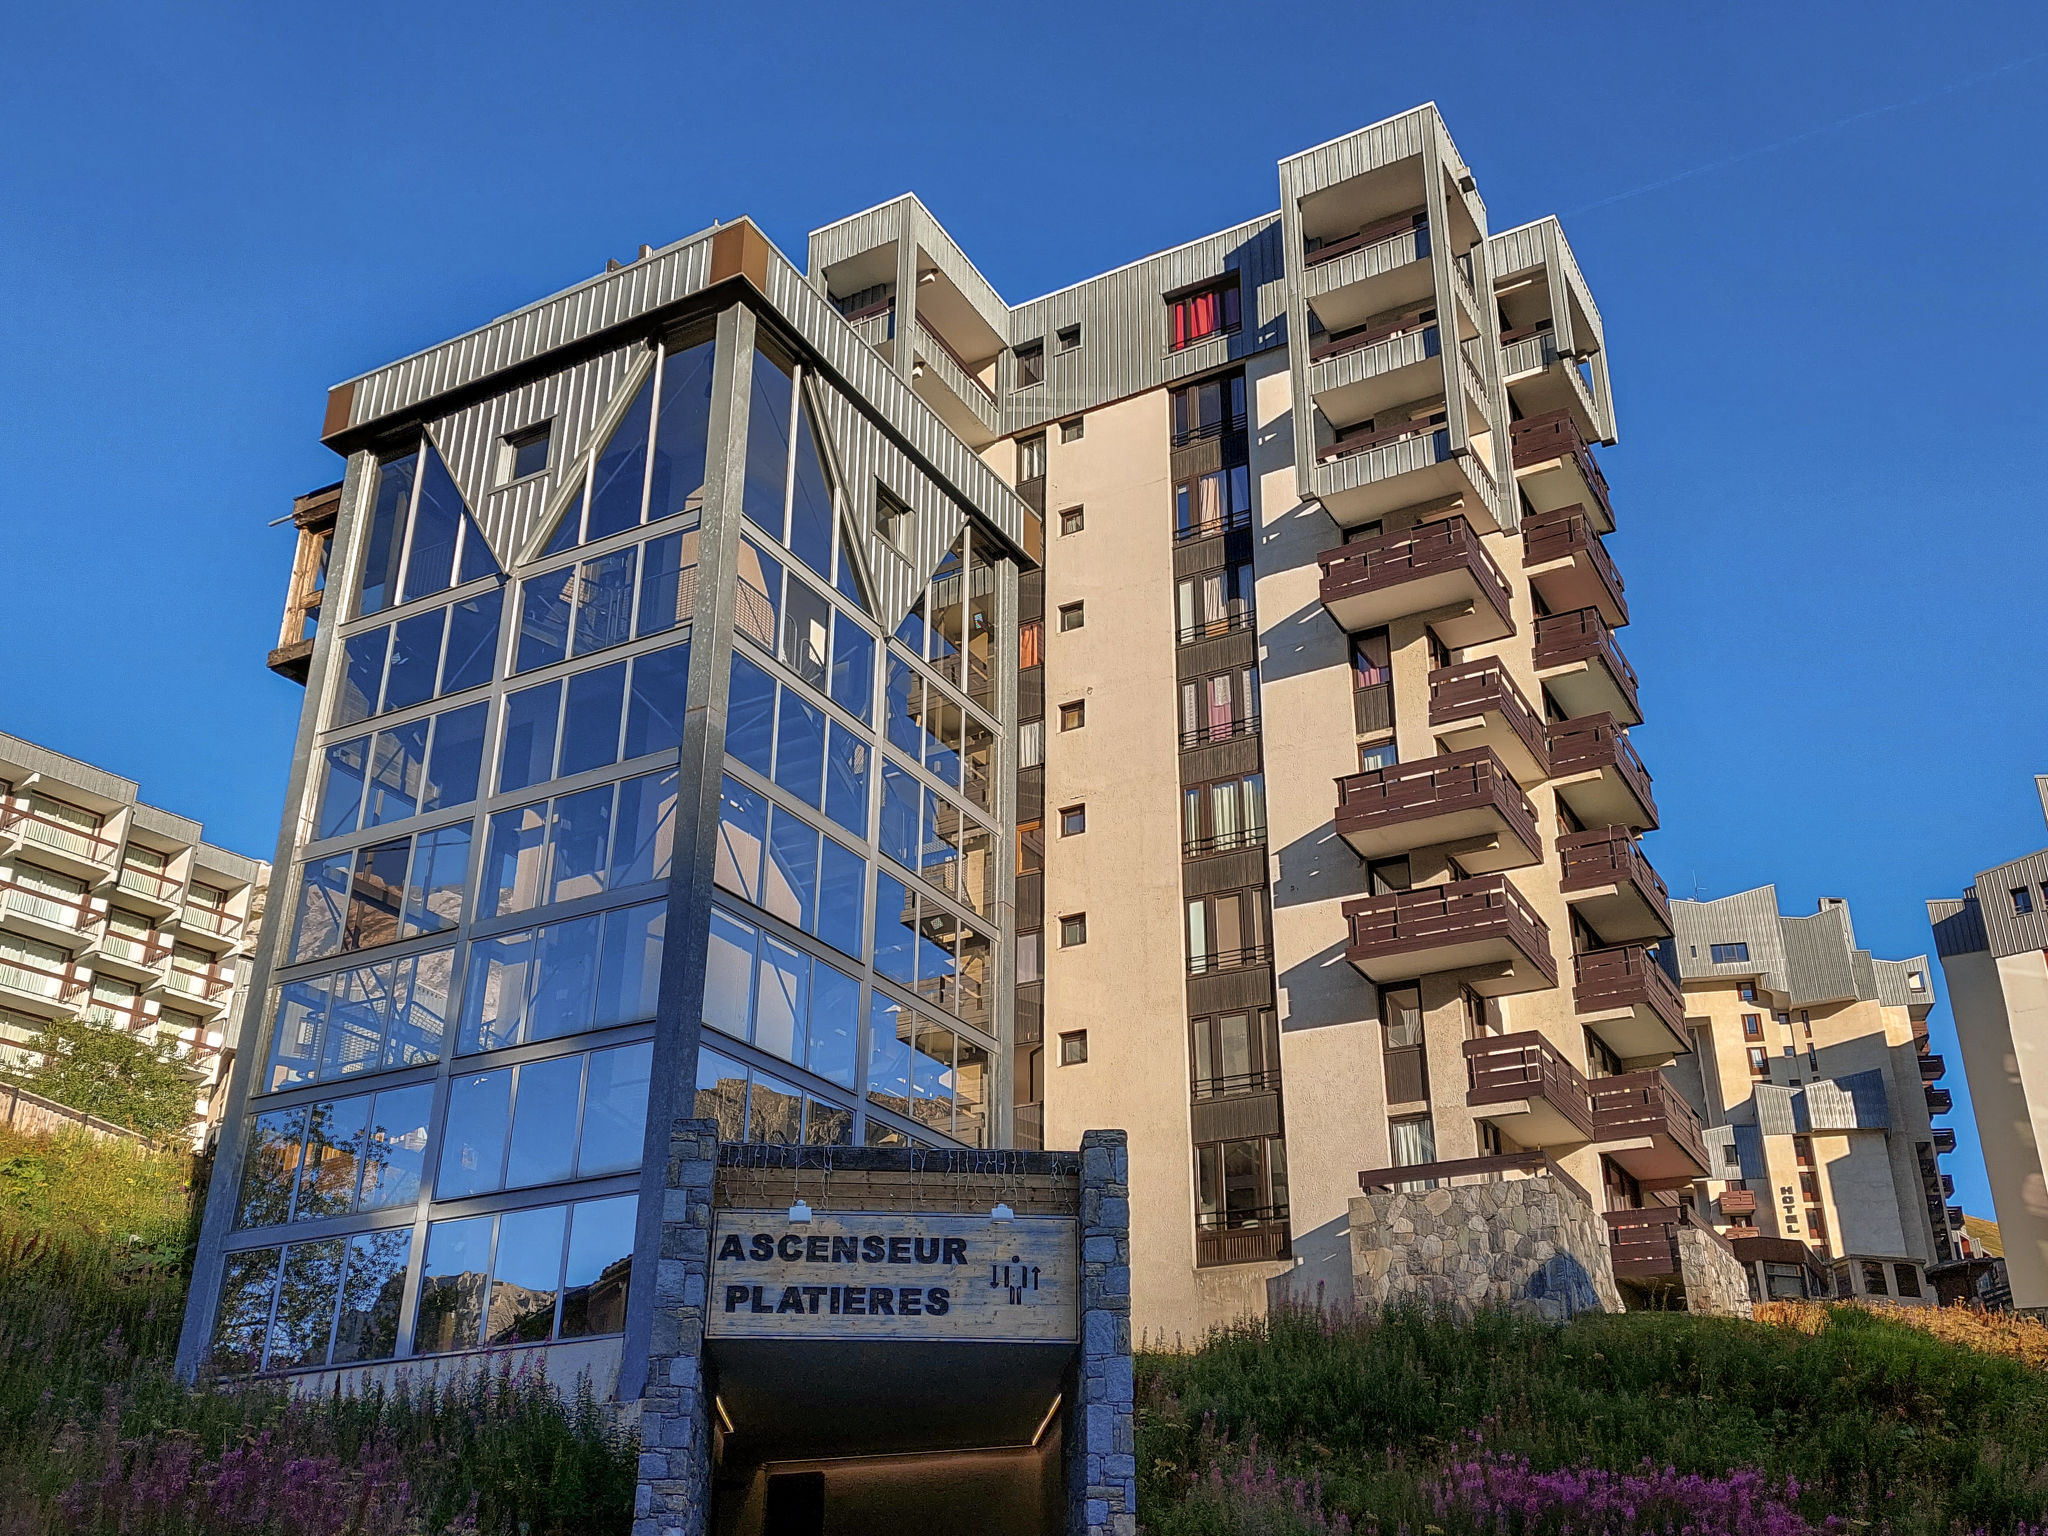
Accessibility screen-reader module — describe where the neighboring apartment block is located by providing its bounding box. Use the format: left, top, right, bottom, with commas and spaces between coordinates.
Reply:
1668, 887, 1964, 1306
187, 102, 1745, 1398
1928, 775, 2048, 1317
0, 731, 267, 1136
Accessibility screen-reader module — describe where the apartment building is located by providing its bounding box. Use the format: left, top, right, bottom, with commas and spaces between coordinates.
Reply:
0, 731, 267, 1138
1667, 887, 1964, 1306
185, 102, 1717, 1413
1928, 775, 2048, 1318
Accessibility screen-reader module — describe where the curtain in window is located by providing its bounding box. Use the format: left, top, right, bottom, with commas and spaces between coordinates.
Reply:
1352, 632, 1391, 688
1389, 1116, 1437, 1167
1209, 783, 1239, 849
1206, 675, 1234, 740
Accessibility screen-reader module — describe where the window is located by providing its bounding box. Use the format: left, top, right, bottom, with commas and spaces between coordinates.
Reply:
1175, 562, 1253, 643
1056, 324, 1081, 352
2013, 887, 2035, 917
262, 948, 453, 1091
1020, 619, 1044, 669
1058, 506, 1084, 536
1193, 1135, 1287, 1235
1722, 1145, 1742, 1169
1019, 720, 1044, 769
1738, 983, 1757, 1002
333, 590, 506, 727
1895, 1264, 1923, 1298
318, 701, 489, 839
1059, 1030, 1088, 1066
495, 641, 690, 796
543, 338, 714, 557
1058, 602, 1085, 633
1907, 969, 1925, 990
865, 995, 991, 1145
1860, 1260, 1889, 1297
1015, 341, 1045, 388
436, 1042, 652, 1199
1182, 773, 1266, 856
457, 900, 666, 1053
500, 423, 552, 485
413, 1194, 636, 1354
1180, 668, 1259, 746
234, 1082, 434, 1229
1018, 930, 1042, 984
1186, 889, 1268, 975
1018, 820, 1043, 875
1741, 1013, 1763, 1041
1060, 805, 1086, 837
702, 908, 861, 1087
209, 1228, 415, 1375
694, 1044, 855, 1147
1059, 913, 1087, 947
1746, 1047, 1769, 1078
1058, 700, 1085, 732
1190, 1010, 1278, 1097
875, 486, 912, 554
1017, 435, 1046, 485
1710, 942, 1750, 964
1059, 417, 1083, 443
1168, 281, 1241, 352
1172, 463, 1251, 541
288, 826, 471, 964
1358, 740, 1397, 773
514, 526, 698, 674
355, 444, 501, 620
482, 769, 678, 917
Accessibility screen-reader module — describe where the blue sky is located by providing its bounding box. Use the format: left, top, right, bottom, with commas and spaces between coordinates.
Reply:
3, 2, 2043, 1222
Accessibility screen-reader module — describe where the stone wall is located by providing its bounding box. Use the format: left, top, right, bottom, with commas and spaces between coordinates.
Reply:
1348, 1173, 1622, 1321
635, 1118, 717, 1536
1675, 1223, 1754, 1319
1070, 1130, 1135, 1536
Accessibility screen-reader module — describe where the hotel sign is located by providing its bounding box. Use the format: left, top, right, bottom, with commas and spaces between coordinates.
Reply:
705, 1211, 1076, 1343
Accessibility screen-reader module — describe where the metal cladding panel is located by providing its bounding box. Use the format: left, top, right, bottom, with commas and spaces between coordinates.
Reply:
1928, 896, 1989, 958
0, 732, 138, 803
1277, 104, 1440, 203
344, 233, 718, 428
1754, 1085, 1797, 1139
193, 842, 265, 885
1488, 221, 1549, 279
1800, 1071, 1890, 1134
1671, 887, 1791, 994
908, 200, 1011, 341
1004, 217, 1288, 434
130, 802, 203, 843
1850, 949, 1881, 1003
808, 196, 911, 280
425, 342, 647, 565
1731, 1121, 1765, 1178
1872, 956, 1931, 1008
1973, 848, 2048, 959
1781, 908, 1860, 1007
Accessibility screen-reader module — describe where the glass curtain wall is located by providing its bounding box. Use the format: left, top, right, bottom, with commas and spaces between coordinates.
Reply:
208, 327, 715, 1379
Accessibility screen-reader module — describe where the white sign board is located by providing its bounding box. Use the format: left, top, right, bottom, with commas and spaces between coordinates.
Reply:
706, 1211, 1076, 1343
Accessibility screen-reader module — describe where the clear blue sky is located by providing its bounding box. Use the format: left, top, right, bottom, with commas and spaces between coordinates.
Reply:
3, 2, 2043, 1224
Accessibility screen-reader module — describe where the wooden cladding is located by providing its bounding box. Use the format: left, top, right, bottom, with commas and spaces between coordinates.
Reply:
1333, 747, 1539, 866
1343, 875, 1557, 991
1511, 408, 1613, 520
1463, 1031, 1594, 1142
1571, 945, 1687, 1051
1591, 1070, 1710, 1177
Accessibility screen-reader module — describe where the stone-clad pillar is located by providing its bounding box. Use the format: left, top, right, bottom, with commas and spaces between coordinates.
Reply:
1071, 1130, 1135, 1536
635, 1117, 717, 1536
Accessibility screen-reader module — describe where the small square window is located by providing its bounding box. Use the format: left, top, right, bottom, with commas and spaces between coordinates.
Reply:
1741, 1013, 1763, 1040
1058, 1029, 1088, 1065
1722, 1145, 1741, 1168
1059, 913, 1087, 947
2013, 886, 2035, 916
1059, 805, 1086, 837
1060, 417, 1084, 443
1015, 341, 1045, 388
500, 423, 552, 484
1059, 507, 1084, 536
1058, 602, 1085, 632
876, 485, 912, 552
1056, 324, 1082, 353
1710, 941, 1750, 964
1738, 983, 1756, 1002
1059, 700, 1085, 731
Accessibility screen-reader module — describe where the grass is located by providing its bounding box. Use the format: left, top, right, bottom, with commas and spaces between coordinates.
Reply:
1138, 1304, 2048, 1535
0, 1126, 637, 1535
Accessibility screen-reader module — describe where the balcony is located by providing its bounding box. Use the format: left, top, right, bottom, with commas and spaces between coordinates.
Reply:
1302, 210, 1435, 334
1316, 517, 1513, 647
1572, 945, 1688, 1062
1593, 1070, 1710, 1187
0, 797, 118, 879
1932, 1127, 1956, 1154
1312, 406, 1500, 531
1427, 659, 1549, 785
1195, 1209, 1292, 1268
1511, 408, 1614, 533
1358, 1150, 1594, 1212
1333, 748, 1541, 874
1547, 715, 1656, 832
163, 958, 236, 1012
1499, 327, 1602, 445
1719, 1187, 1758, 1217
1464, 1031, 1595, 1146
0, 878, 107, 948
113, 863, 184, 917
1602, 1204, 1724, 1282
1344, 876, 1556, 997
1918, 1053, 1946, 1082
1559, 827, 1672, 943
1533, 608, 1641, 726
1522, 506, 1626, 628
1926, 1086, 1953, 1116
94, 927, 173, 981
1309, 317, 1444, 432
910, 317, 999, 449
0, 952, 88, 1016
82, 991, 160, 1033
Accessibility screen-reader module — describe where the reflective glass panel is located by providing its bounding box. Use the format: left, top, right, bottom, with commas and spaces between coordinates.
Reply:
587, 374, 654, 543
817, 837, 865, 961
357, 1084, 432, 1211
610, 769, 677, 888
488, 1205, 566, 1345
330, 1228, 411, 1365
356, 451, 417, 619
317, 738, 368, 840
344, 839, 409, 953
422, 701, 487, 813
292, 1096, 369, 1221
559, 1195, 635, 1338
714, 778, 766, 904
362, 720, 427, 828
573, 549, 636, 657
529, 915, 600, 1042
764, 809, 817, 931
485, 802, 549, 917
594, 901, 664, 1028
773, 689, 825, 808
498, 681, 561, 794
460, 930, 533, 1054
517, 567, 574, 673
559, 661, 626, 777
624, 641, 690, 759
808, 962, 859, 1089
580, 1041, 652, 1176
414, 1215, 493, 1354
651, 340, 714, 522
267, 1237, 346, 1370
823, 724, 869, 840
441, 590, 503, 694
549, 785, 613, 905
507, 1053, 582, 1189
439, 1069, 512, 1199
382, 610, 443, 713
726, 652, 776, 778
704, 909, 756, 1042
742, 350, 795, 537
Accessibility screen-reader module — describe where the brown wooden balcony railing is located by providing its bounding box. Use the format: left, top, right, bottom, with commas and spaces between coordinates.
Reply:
1304, 209, 1428, 268
1926, 1086, 1954, 1115
1310, 310, 1437, 365
1602, 1205, 1689, 1278
1334, 747, 1537, 858
1719, 1187, 1757, 1216
1464, 1031, 1595, 1141
1345, 877, 1556, 986
1317, 517, 1513, 634
1571, 945, 1686, 1046
181, 904, 243, 940
1522, 505, 1627, 623
2, 802, 118, 864
100, 929, 173, 968
1546, 714, 1656, 825
0, 878, 104, 935
1592, 1070, 1709, 1172
84, 993, 157, 1032
116, 864, 182, 902
837, 293, 894, 325
1533, 608, 1640, 715
1428, 659, 1550, 777
1558, 827, 1671, 930
1358, 1150, 1593, 1209
167, 962, 234, 1002
0, 952, 84, 1004
1510, 408, 1614, 523
1195, 1207, 1291, 1267
1918, 1053, 1946, 1081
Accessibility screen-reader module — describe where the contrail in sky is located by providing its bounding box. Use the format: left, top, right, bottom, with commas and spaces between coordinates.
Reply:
1563, 48, 2048, 216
